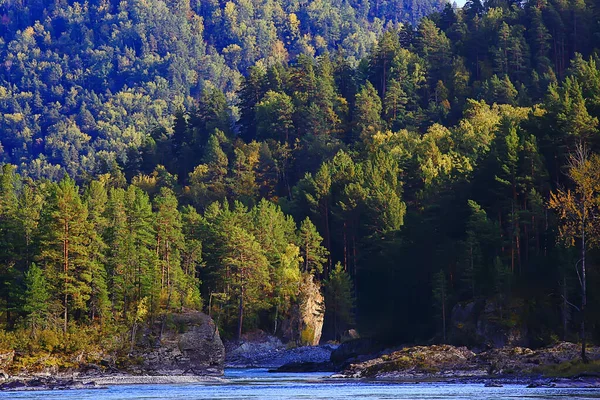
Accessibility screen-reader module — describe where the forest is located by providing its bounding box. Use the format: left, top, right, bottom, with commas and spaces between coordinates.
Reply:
1, 0, 600, 362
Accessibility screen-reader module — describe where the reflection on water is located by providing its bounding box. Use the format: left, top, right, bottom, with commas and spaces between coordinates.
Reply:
2, 368, 600, 400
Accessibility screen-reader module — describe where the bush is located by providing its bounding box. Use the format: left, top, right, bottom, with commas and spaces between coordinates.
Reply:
0, 330, 15, 352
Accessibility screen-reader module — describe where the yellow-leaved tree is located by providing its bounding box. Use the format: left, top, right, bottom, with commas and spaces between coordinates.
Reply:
549, 145, 600, 362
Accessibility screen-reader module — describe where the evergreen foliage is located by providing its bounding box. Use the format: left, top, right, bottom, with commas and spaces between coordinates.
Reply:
3, 0, 600, 352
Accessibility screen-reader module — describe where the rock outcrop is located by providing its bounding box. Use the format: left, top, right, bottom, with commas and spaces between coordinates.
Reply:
342, 345, 481, 378
132, 311, 225, 376
281, 275, 324, 346
330, 338, 385, 366
338, 342, 600, 379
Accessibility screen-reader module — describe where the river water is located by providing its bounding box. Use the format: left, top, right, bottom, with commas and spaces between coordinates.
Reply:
2, 368, 600, 399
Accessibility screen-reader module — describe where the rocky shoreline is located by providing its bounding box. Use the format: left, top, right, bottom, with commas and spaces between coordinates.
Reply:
0, 373, 227, 391
331, 342, 600, 387
3, 335, 600, 391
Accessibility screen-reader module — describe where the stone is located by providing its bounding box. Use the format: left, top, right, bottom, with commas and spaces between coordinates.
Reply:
330, 338, 383, 365
133, 311, 225, 376
339, 342, 600, 380
345, 329, 360, 340
281, 275, 325, 346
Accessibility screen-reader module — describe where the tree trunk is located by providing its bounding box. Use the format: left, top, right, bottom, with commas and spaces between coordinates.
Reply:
581, 220, 588, 363
237, 285, 244, 341
562, 275, 568, 341
324, 202, 331, 275
273, 302, 279, 335
63, 221, 69, 334
442, 284, 446, 343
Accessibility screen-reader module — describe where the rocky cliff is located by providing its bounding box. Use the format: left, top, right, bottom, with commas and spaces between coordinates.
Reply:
281, 275, 325, 346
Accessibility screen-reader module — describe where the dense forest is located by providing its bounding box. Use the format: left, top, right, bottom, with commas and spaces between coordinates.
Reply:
2, 0, 600, 362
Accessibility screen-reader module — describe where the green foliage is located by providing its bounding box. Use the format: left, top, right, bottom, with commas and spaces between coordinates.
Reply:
298, 218, 329, 275
325, 263, 355, 340
3, 0, 600, 349
23, 263, 50, 333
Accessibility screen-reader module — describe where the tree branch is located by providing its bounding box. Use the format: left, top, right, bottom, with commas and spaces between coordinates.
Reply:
561, 295, 581, 312
575, 258, 584, 288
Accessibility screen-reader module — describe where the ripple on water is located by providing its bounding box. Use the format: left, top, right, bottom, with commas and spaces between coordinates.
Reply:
2, 369, 600, 400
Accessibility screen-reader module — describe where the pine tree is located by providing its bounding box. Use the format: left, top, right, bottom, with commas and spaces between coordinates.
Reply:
0, 165, 20, 326
15, 182, 43, 271
85, 180, 110, 322
23, 263, 50, 334
353, 82, 383, 143
222, 224, 270, 340
154, 187, 185, 310
271, 244, 302, 334
325, 262, 354, 341
180, 205, 203, 310
297, 217, 328, 276
188, 131, 229, 209
39, 178, 92, 332
384, 78, 408, 130
255, 91, 295, 143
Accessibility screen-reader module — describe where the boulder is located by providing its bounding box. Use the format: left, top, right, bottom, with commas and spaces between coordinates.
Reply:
133, 311, 225, 376
342, 344, 479, 378
225, 331, 285, 367
330, 338, 383, 365
225, 330, 335, 368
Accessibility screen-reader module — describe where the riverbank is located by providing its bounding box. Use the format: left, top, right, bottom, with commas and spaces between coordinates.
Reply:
3, 339, 600, 391
334, 342, 600, 385
0, 373, 227, 391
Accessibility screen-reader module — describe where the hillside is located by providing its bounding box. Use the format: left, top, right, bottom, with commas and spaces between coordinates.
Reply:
0, 0, 445, 179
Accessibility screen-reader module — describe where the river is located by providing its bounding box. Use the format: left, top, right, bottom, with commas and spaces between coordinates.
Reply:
2, 368, 600, 399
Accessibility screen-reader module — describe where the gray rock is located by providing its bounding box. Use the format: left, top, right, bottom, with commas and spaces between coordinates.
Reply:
132, 311, 225, 376
225, 331, 335, 368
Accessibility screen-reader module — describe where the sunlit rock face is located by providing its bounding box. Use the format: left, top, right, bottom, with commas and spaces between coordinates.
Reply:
282, 275, 325, 346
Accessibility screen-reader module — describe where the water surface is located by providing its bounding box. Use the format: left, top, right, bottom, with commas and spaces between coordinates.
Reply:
2, 368, 600, 399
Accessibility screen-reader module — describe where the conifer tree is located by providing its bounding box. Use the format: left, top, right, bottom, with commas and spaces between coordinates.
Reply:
325, 262, 354, 341
222, 223, 270, 340
39, 178, 92, 332
85, 180, 110, 322
0, 165, 20, 326
23, 263, 50, 334
297, 217, 329, 276
154, 187, 185, 309
353, 82, 383, 142
16, 182, 43, 271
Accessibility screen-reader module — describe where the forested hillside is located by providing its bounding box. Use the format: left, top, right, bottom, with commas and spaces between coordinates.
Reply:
2, 0, 600, 362
0, 0, 444, 179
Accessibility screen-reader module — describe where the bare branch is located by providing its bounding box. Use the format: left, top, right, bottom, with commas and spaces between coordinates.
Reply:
561, 295, 581, 312
575, 258, 584, 288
